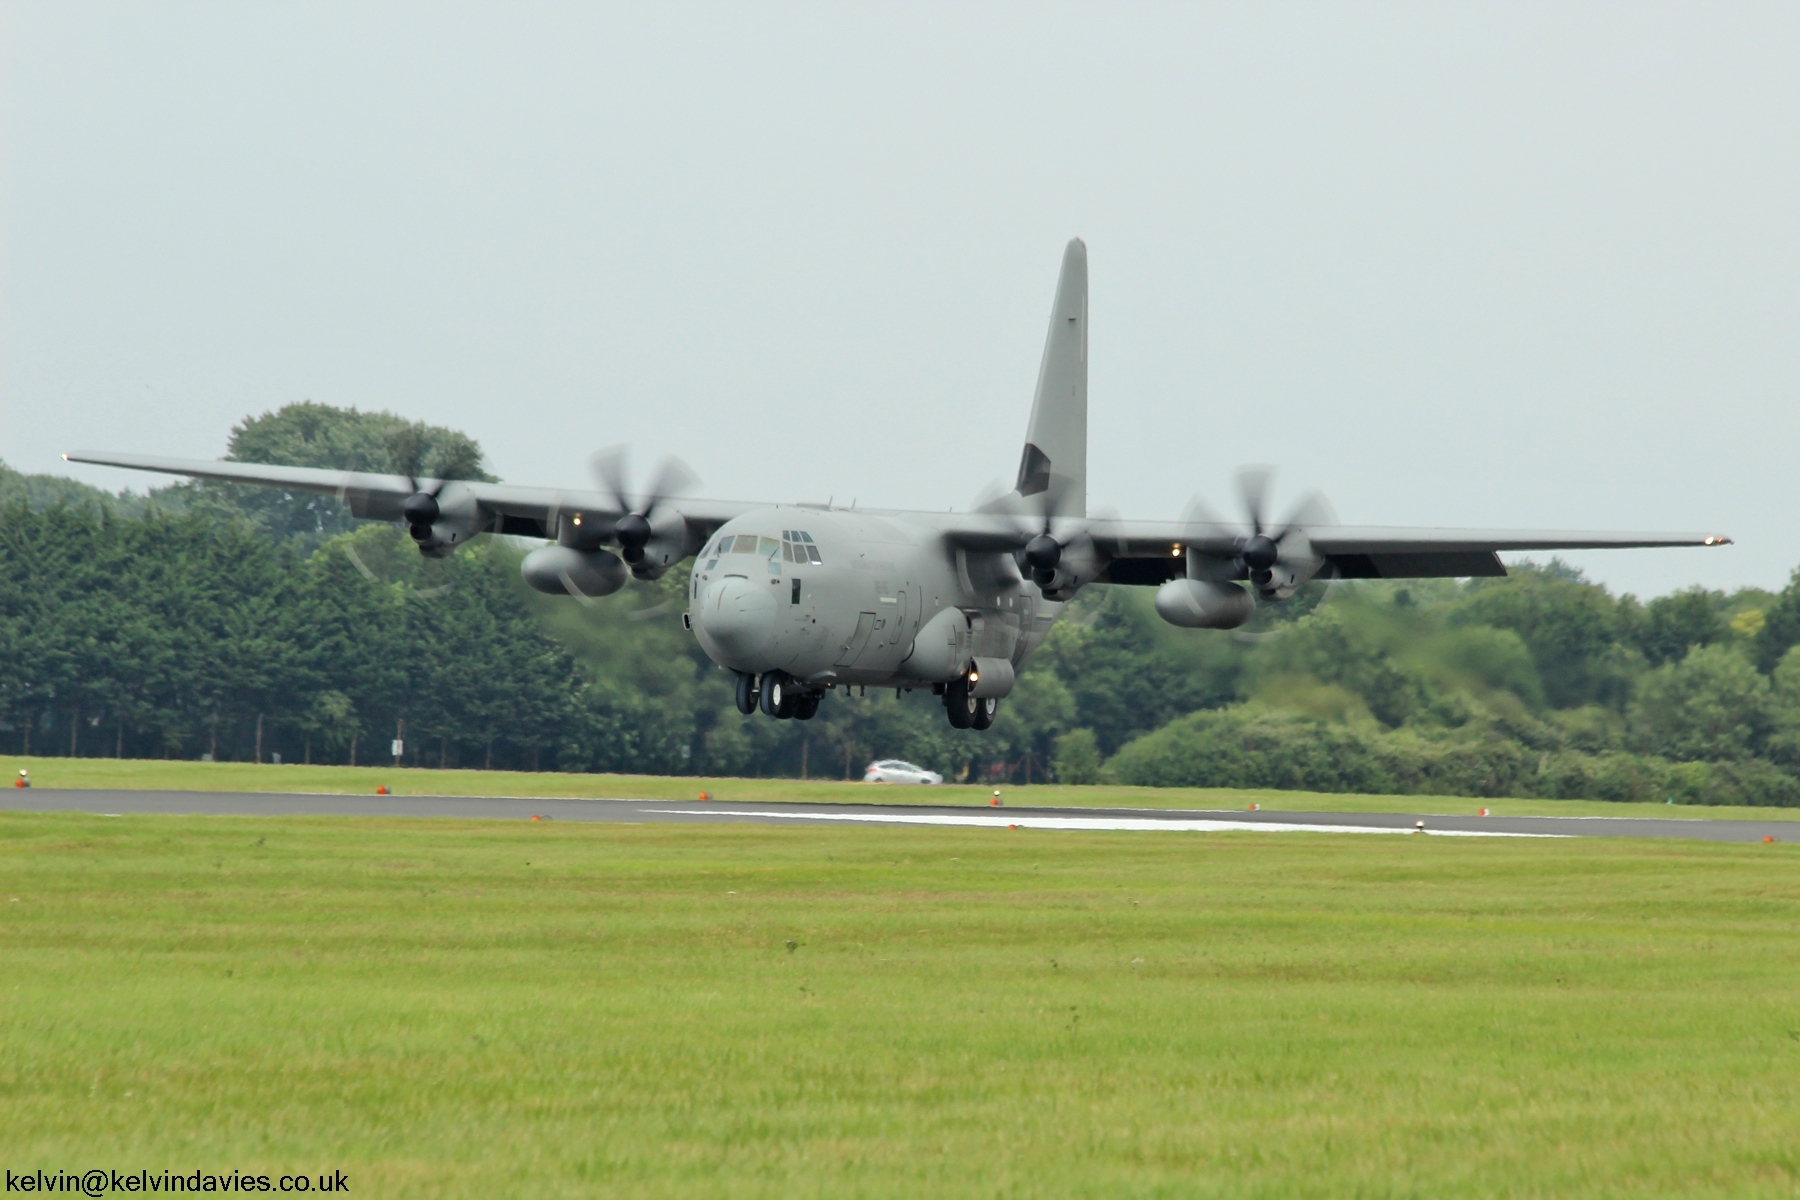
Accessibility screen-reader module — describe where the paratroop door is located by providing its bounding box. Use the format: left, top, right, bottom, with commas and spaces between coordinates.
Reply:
835, 612, 876, 666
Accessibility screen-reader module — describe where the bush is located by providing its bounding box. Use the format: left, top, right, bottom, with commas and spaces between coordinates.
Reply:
1052, 728, 1103, 785
1108, 704, 1800, 805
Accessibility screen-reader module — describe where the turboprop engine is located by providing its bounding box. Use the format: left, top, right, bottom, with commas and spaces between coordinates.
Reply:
1154, 578, 1255, 630
395, 481, 485, 559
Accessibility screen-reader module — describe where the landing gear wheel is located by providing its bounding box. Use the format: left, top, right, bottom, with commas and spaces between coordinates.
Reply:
760, 671, 798, 719
971, 696, 997, 731
944, 678, 975, 729
794, 692, 821, 721
735, 671, 759, 715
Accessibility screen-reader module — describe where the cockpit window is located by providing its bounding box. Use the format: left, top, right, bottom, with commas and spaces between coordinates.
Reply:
758, 536, 780, 557
782, 531, 824, 565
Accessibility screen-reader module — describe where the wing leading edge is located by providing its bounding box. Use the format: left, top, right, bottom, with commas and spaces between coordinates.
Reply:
936, 513, 1731, 584
60, 450, 757, 547
64, 450, 1731, 582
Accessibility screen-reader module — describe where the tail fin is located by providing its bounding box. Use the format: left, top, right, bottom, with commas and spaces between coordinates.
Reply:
1015, 238, 1088, 518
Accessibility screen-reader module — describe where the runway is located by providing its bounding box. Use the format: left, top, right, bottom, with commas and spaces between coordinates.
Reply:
1, 789, 1792, 842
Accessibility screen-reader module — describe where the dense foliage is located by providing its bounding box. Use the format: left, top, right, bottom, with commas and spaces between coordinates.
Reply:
7, 402, 1800, 803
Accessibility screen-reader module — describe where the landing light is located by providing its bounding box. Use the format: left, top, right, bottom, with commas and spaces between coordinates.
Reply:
572, 514, 582, 526
1171, 544, 1182, 557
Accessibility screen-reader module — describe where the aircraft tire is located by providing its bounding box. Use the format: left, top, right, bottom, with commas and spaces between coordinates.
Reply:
944, 679, 974, 729
735, 671, 759, 715
971, 696, 997, 730
761, 671, 797, 719
794, 692, 821, 721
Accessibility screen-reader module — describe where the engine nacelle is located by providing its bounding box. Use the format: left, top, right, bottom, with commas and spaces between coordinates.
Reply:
1154, 578, 1255, 629
627, 507, 690, 582
967, 656, 1016, 698
521, 545, 629, 599
1031, 534, 1102, 601
407, 482, 485, 560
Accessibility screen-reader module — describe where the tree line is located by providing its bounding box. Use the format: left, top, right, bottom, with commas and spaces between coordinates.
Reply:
5, 402, 1799, 803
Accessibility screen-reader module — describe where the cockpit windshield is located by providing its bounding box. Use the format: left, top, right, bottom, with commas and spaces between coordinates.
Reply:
712, 531, 823, 564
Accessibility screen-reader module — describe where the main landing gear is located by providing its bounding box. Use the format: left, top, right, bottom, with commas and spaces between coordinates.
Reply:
737, 671, 820, 721
942, 677, 996, 730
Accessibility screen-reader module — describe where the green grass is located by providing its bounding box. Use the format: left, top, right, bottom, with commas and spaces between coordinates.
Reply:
6, 753, 1800, 823
3, 812, 1799, 1197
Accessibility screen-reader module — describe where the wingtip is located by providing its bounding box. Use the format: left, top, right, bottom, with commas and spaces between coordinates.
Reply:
1702, 535, 1733, 546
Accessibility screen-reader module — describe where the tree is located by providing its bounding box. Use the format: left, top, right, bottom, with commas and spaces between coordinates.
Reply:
1052, 729, 1102, 784
1452, 562, 1635, 708
1635, 587, 1727, 667
1755, 569, 1800, 674
1628, 644, 1771, 763
168, 403, 497, 549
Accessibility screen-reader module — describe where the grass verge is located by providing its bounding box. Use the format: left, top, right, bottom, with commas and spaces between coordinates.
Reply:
2, 813, 1798, 1197
4, 754, 1799, 822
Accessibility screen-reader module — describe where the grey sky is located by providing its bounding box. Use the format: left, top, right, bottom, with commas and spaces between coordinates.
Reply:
4, 2, 1795, 599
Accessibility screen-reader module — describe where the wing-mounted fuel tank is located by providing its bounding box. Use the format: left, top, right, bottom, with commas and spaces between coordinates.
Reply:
1154, 578, 1255, 629
521, 544, 629, 599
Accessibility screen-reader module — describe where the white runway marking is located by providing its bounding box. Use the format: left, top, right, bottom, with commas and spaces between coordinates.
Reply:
653, 809, 1566, 837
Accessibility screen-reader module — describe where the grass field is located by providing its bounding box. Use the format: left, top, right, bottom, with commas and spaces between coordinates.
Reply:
7, 754, 1799, 823
3, 811, 1798, 1197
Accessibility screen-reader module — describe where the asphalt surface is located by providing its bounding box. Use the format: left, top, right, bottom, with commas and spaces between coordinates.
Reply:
1, 789, 1792, 842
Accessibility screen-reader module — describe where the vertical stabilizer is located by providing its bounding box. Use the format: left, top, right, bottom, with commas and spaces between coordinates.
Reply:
1015, 239, 1088, 518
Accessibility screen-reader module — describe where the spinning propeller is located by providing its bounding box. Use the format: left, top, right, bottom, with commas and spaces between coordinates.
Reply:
977, 485, 1103, 594
1184, 466, 1335, 598
590, 446, 696, 564
386, 427, 483, 545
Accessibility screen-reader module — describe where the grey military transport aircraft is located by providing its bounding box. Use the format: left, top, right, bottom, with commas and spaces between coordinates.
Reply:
68, 240, 1730, 730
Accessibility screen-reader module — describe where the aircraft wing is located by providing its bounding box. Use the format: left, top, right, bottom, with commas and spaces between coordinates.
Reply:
937, 511, 1730, 584
60, 451, 757, 545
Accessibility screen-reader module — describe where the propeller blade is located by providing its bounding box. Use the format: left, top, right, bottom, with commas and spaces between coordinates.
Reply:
1173, 489, 1231, 532
427, 438, 483, 491
1235, 465, 1274, 536
639, 456, 697, 520
385, 424, 429, 491
590, 446, 634, 516
1271, 491, 1336, 547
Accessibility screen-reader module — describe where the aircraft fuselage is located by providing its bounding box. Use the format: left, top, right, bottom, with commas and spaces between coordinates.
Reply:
687, 506, 1064, 689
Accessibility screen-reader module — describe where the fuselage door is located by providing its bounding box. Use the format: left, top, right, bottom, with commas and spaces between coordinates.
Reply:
835, 612, 877, 666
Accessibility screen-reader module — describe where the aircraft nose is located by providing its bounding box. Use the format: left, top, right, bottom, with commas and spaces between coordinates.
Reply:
694, 575, 778, 665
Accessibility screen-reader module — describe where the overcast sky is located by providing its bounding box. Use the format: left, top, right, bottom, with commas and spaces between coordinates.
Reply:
4, 2, 1795, 598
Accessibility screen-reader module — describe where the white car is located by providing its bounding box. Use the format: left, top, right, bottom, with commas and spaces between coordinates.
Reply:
863, 759, 943, 785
